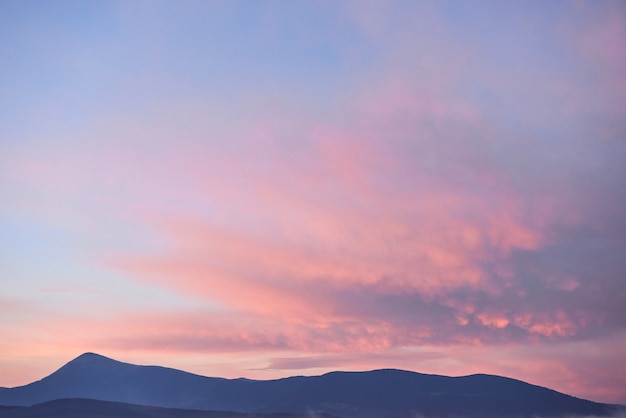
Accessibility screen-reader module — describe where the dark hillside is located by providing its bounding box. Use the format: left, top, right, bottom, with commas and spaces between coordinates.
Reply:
0, 398, 337, 418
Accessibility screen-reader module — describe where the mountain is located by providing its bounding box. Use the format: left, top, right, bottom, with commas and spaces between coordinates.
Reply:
0, 353, 622, 418
0, 398, 338, 418
0, 353, 225, 409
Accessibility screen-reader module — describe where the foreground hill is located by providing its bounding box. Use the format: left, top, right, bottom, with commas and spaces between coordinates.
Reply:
0, 353, 622, 418
0, 398, 337, 418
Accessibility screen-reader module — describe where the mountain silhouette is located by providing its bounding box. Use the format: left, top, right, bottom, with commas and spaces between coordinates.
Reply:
0, 353, 622, 418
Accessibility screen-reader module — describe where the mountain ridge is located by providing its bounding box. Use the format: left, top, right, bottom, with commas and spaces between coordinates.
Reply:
0, 352, 623, 418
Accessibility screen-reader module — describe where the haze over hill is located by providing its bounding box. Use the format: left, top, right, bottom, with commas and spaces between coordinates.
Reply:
0, 353, 623, 418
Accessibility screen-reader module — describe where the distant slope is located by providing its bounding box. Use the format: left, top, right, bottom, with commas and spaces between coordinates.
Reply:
0, 398, 337, 418
0, 353, 621, 418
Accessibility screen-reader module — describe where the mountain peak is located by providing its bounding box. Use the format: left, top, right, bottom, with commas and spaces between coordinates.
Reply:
51, 352, 127, 378
61, 352, 118, 368
72, 352, 112, 362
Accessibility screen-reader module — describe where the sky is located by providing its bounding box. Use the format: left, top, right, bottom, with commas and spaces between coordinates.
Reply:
1, 0, 626, 405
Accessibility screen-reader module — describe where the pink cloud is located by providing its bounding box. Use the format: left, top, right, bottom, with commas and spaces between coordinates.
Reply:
70, 76, 616, 360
